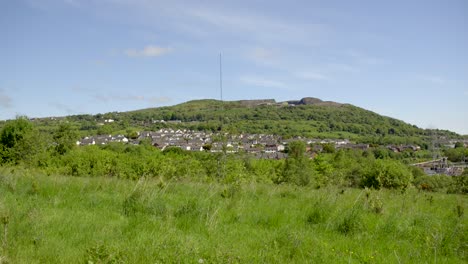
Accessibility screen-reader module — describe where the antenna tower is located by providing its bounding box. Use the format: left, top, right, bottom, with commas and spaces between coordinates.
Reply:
219, 53, 223, 101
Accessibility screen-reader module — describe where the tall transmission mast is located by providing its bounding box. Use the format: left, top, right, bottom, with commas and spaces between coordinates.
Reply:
217, 52, 226, 179
219, 53, 223, 101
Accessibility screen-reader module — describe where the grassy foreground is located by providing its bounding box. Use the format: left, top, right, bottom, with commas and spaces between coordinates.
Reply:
0, 168, 466, 263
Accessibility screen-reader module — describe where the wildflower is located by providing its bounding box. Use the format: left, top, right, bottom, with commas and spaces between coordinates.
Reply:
198, 258, 204, 264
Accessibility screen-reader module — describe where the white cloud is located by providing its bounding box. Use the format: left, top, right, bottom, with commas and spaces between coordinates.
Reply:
0, 88, 13, 108
125, 45, 173, 58
240, 76, 286, 89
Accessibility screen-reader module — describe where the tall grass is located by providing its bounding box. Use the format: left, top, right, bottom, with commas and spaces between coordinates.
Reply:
0, 167, 466, 263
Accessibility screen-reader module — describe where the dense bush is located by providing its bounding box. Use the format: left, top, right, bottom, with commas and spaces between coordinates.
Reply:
360, 159, 413, 189
447, 169, 468, 194
413, 175, 454, 192
444, 147, 468, 162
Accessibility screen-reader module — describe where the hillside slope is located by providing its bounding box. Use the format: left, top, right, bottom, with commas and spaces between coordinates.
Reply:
73, 97, 456, 145
26, 97, 460, 145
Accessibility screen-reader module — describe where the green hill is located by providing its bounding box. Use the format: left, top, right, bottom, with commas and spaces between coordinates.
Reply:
58, 97, 460, 146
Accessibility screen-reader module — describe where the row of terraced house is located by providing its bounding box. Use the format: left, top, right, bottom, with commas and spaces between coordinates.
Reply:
76, 129, 422, 159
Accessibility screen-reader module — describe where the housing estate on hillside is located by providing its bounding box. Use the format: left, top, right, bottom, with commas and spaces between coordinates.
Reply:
76, 129, 423, 160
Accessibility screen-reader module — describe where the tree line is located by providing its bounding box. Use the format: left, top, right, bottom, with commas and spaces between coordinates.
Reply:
1, 117, 466, 193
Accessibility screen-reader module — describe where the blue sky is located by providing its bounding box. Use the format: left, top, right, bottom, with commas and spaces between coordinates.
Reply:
1, 0, 467, 134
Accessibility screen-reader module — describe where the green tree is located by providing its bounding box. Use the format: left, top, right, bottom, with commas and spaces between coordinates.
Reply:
282, 141, 311, 186
0, 117, 48, 165
0, 116, 33, 149
321, 143, 335, 153
53, 123, 79, 155
313, 154, 333, 186
126, 129, 139, 139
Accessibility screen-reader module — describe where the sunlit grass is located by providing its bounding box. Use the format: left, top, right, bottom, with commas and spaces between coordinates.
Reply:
0, 167, 466, 263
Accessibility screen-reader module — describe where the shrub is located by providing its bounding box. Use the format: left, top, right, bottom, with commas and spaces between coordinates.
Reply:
335, 207, 363, 235
305, 201, 330, 225
122, 190, 142, 217
84, 243, 126, 264
174, 199, 200, 218
220, 183, 240, 199
413, 175, 454, 192
272, 230, 303, 259
447, 173, 468, 194
360, 159, 412, 189
122, 178, 164, 217
364, 189, 384, 214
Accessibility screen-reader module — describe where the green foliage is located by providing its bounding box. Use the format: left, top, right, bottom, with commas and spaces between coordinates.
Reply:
444, 147, 468, 162
364, 189, 384, 214
321, 143, 335, 153
54, 99, 462, 144
220, 183, 240, 198
0, 117, 50, 166
52, 122, 79, 155
282, 141, 311, 186
305, 201, 331, 225
335, 207, 363, 235
249, 159, 281, 183
162, 146, 186, 155
360, 159, 413, 189
286, 141, 306, 159
0, 116, 33, 149
447, 170, 468, 194
313, 155, 333, 187
0, 118, 458, 194
84, 243, 126, 264
373, 147, 394, 159
413, 175, 455, 192
125, 129, 139, 139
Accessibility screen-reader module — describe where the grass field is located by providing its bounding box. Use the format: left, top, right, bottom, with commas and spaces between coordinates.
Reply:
0, 167, 466, 263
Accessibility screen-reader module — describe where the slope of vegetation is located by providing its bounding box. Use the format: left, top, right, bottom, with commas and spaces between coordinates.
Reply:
24, 98, 461, 145
0, 168, 466, 263
1, 117, 467, 194
112, 99, 456, 144
0, 110, 467, 263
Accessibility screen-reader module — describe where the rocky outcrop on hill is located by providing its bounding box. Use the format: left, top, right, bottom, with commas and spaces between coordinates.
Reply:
299, 97, 323, 105
284, 97, 342, 106
234, 97, 342, 107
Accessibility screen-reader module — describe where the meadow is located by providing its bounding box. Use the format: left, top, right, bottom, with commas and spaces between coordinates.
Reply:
0, 167, 466, 263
